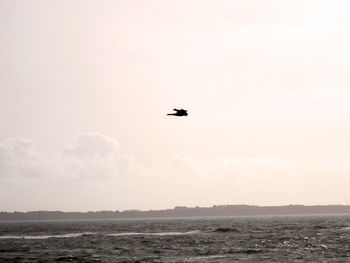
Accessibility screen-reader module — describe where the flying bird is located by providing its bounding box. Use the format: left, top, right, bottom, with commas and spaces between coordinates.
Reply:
167, 109, 188, 116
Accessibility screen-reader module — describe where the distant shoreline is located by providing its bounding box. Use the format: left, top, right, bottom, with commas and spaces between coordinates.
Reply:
2, 205, 350, 221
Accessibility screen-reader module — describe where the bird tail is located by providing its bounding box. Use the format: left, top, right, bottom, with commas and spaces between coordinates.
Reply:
167, 113, 176, 115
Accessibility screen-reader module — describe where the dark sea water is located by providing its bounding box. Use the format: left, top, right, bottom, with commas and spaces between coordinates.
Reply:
1, 215, 350, 262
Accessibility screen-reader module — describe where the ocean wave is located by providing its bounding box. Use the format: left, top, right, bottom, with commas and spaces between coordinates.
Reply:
0, 232, 96, 239
107, 230, 201, 236
0, 228, 238, 239
186, 255, 227, 261
206, 227, 240, 233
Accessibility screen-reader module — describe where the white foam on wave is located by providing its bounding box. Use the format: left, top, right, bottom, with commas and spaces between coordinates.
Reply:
0, 230, 201, 239
0, 232, 96, 239
107, 230, 201, 237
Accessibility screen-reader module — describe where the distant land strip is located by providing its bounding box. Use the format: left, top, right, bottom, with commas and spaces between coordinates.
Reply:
2, 205, 350, 221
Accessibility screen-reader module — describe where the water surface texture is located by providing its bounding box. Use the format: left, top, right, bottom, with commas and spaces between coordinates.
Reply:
1, 216, 350, 262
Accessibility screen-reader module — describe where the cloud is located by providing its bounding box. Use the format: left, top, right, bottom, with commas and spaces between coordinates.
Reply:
171, 153, 195, 175
116, 155, 134, 174
63, 132, 118, 159
0, 133, 135, 180
61, 133, 134, 180
0, 137, 50, 178
214, 156, 293, 177
171, 153, 292, 177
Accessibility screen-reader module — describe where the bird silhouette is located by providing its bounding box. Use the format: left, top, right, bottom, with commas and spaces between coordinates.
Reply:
167, 109, 188, 116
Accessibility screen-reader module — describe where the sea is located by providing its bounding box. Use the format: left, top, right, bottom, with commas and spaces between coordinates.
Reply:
1, 215, 350, 262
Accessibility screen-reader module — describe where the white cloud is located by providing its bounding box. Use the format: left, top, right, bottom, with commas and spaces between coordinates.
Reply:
61, 133, 135, 180
63, 132, 118, 159
171, 153, 195, 175
0, 133, 135, 181
0, 137, 50, 178
214, 156, 294, 177
116, 155, 135, 174
171, 153, 293, 177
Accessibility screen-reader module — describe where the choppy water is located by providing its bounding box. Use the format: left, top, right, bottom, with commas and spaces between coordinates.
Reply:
1, 215, 350, 262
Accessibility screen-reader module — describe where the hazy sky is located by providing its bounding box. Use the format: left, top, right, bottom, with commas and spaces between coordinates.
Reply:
1, 0, 350, 212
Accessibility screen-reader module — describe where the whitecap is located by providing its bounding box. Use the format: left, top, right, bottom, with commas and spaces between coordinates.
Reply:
0, 232, 96, 239
107, 230, 201, 237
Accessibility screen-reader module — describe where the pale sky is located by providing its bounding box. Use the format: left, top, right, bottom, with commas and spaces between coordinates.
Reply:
1, 0, 350, 212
